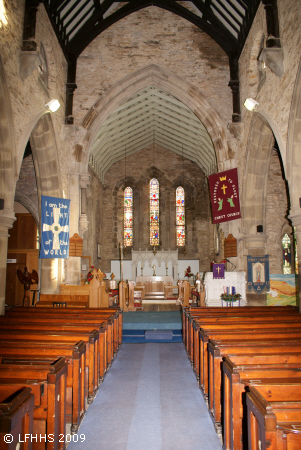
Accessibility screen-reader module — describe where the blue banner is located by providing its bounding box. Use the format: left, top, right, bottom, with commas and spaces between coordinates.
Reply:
247, 255, 270, 293
40, 195, 70, 259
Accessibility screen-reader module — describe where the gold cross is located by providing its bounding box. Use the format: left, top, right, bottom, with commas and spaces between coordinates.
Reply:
221, 184, 227, 195
217, 267, 220, 274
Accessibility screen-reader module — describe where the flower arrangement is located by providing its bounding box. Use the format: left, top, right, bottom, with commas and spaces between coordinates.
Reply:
184, 266, 194, 278
86, 266, 95, 284
220, 292, 242, 302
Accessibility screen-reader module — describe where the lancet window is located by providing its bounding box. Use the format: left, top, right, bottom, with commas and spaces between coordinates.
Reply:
282, 233, 291, 274
176, 186, 185, 246
150, 178, 159, 246
124, 187, 133, 246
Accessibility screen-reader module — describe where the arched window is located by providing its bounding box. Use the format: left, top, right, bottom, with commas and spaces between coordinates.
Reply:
176, 186, 185, 246
282, 233, 291, 274
124, 187, 133, 246
150, 178, 159, 246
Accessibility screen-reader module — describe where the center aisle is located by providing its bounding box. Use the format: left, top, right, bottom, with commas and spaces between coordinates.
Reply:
67, 343, 223, 450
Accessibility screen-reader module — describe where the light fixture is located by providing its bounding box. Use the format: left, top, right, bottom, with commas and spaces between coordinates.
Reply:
243, 98, 259, 112
45, 99, 60, 112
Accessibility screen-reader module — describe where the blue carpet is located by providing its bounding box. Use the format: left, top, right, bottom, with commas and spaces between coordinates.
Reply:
67, 343, 223, 450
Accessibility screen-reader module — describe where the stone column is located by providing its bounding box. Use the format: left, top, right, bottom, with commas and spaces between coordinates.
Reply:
0, 212, 15, 315
243, 233, 268, 306
288, 213, 301, 312
65, 173, 81, 285
79, 174, 90, 238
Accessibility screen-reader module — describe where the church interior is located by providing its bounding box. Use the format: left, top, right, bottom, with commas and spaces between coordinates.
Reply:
1, 0, 301, 448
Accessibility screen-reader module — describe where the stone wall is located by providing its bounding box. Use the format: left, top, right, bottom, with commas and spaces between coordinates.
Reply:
90, 144, 214, 273
0, 1, 68, 192
73, 6, 232, 127
15, 155, 38, 223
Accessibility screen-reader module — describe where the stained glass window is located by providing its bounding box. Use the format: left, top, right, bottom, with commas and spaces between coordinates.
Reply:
150, 178, 159, 246
176, 186, 185, 246
282, 233, 291, 274
124, 187, 133, 246
294, 227, 299, 275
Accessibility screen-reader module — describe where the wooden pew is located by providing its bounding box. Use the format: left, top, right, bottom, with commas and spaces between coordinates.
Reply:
0, 387, 34, 450
0, 358, 67, 450
0, 340, 86, 434
0, 329, 99, 404
5, 306, 122, 356
222, 357, 301, 450
37, 294, 89, 308
4, 311, 116, 367
189, 313, 301, 364
199, 328, 301, 399
246, 383, 301, 450
208, 340, 301, 432
193, 318, 301, 381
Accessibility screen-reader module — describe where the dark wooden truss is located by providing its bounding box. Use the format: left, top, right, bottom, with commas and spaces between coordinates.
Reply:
42, 0, 261, 60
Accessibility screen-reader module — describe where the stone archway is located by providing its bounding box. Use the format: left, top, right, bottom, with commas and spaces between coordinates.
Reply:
81, 65, 230, 170
241, 113, 275, 305
28, 113, 63, 294
0, 57, 17, 314
287, 58, 301, 311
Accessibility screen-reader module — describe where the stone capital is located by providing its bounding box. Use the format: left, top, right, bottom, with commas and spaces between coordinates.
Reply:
80, 174, 91, 189
242, 233, 268, 250
0, 211, 16, 235
288, 213, 301, 233
20, 50, 42, 80
258, 47, 284, 78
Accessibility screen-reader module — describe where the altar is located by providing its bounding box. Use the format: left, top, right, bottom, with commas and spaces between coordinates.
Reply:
136, 276, 173, 299
131, 249, 178, 284
204, 271, 247, 307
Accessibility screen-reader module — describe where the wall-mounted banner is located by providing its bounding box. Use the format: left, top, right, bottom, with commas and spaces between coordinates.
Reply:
208, 168, 241, 224
213, 263, 225, 279
40, 195, 70, 259
247, 255, 270, 294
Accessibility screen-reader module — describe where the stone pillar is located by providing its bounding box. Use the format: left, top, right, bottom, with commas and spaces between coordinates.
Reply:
65, 173, 81, 285
243, 234, 268, 306
0, 212, 15, 315
288, 213, 301, 312
79, 174, 90, 238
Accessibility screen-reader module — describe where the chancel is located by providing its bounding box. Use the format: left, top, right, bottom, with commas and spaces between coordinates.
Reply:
1, 0, 301, 448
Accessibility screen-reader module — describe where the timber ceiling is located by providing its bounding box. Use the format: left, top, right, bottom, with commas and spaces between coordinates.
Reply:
43, 0, 261, 59
89, 87, 217, 181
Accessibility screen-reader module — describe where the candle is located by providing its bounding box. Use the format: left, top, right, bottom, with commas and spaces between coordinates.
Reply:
226, 287, 229, 295
223, 286, 226, 293
232, 286, 235, 295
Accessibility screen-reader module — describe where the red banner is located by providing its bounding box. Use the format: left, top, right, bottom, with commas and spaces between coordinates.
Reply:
208, 168, 241, 224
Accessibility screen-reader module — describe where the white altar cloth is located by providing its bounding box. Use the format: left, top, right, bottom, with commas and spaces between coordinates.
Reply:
204, 271, 247, 307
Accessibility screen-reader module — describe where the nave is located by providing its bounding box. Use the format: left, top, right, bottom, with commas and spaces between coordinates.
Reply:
67, 343, 223, 450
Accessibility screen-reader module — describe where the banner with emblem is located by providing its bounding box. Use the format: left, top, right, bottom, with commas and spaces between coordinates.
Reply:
247, 255, 270, 294
40, 195, 70, 259
213, 263, 225, 279
208, 168, 241, 224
